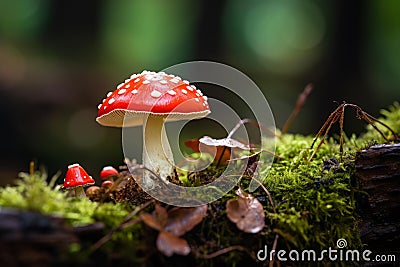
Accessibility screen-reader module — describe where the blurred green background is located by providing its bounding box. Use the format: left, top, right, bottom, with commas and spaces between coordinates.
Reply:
0, 0, 399, 183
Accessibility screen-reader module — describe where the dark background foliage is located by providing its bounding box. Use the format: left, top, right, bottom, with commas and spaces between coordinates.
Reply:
1, 0, 399, 183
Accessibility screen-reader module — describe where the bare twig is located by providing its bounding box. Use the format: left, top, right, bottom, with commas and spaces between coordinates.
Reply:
196, 245, 255, 260
89, 200, 154, 253
269, 234, 280, 267
281, 84, 313, 135
309, 102, 399, 162
226, 174, 277, 214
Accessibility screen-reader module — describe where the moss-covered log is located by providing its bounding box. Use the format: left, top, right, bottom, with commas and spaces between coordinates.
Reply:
355, 143, 400, 254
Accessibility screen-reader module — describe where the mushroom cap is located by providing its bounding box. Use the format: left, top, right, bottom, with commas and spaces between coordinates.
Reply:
62, 163, 95, 189
100, 166, 118, 180
96, 70, 210, 127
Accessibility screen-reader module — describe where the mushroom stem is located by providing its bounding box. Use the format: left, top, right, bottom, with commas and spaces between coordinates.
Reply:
142, 115, 175, 188
74, 186, 87, 198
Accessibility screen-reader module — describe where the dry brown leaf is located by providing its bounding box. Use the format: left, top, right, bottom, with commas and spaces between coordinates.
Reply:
226, 188, 265, 233
153, 204, 168, 228
140, 213, 163, 232
156, 231, 191, 257
184, 138, 231, 164
164, 205, 208, 237
140, 204, 168, 231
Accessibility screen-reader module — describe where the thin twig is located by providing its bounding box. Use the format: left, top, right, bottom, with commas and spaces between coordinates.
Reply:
243, 175, 277, 214
269, 234, 280, 267
281, 83, 313, 135
309, 102, 399, 162
197, 245, 254, 260
89, 200, 154, 253
226, 174, 277, 214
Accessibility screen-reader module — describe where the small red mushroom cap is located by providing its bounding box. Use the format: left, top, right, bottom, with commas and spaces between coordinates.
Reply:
100, 166, 118, 180
63, 163, 95, 189
96, 70, 210, 127
101, 180, 114, 189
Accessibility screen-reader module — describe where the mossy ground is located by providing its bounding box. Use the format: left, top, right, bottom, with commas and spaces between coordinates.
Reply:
0, 102, 399, 266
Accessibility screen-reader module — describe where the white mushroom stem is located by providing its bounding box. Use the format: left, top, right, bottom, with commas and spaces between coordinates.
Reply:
74, 186, 87, 198
142, 115, 175, 188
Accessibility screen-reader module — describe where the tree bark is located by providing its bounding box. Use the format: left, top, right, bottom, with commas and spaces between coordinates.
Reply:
355, 143, 400, 254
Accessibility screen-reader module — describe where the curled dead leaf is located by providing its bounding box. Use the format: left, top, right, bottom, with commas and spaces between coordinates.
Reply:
164, 205, 208, 237
139, 204, 168, 231
140, 213, 163, 232
199, 136, 251, 150
156, 231, 190, 257
226, 188, 265, 233
140, 204, 207, 257
184, 138, 231, 164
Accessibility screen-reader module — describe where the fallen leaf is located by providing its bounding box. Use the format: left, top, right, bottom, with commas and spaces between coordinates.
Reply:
164, 205, 208, 237
226, 188, 265, 233
140, 204, 168, 231
156, 231, 190, 257
199, 136, 251, 150
140, 213, 163, 232
184, 138, 231, 164
154, 204, 168, 228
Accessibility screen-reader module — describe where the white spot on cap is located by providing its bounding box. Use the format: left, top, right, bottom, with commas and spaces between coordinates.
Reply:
117, 83, 124, 89
108, 98, 115, 104
168, 74, 175, 77
130, 74, 138, 79
125, 84, 131, 88
186, 86, 193, 91
103, 106, 107, 110
150, 90, 162, 98
195, 98, 200, 102
167, 90, 176, 96
103, 166, 114, 170
183, 80, 189, 84
125, 78, 131, 83
197, 90, 203, 96
145, 73, 163, 81
203, 96, 208, 101
118, 89, 127, 95
68, 163, 80, 168
181, 89, 188, 94
102, 99, 106, 103
131, 89, 138, 94
190, 85, 196, 90
170, 78, 179, 84
203, 102, 207, 106
98, 104, 102, 109
160, 80, 167, 84
134, 78, 140, 83
142, 80, 150, 84
106, 92, 113, 97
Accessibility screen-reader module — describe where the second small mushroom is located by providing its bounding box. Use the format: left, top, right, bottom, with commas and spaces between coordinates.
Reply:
96, 71, 210, 188
62, 163, 95, 198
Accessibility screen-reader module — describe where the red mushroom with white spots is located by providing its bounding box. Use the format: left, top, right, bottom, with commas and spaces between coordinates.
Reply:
100, 166, 119, 181
63, 163, 95, 198
96, 71, 210, 188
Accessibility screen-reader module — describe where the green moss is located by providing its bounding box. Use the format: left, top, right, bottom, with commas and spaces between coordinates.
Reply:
0, 102, 398, 265
0, 168, 130, 227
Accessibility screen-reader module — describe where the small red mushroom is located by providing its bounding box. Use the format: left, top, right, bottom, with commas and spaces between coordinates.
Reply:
100, 166, 119, 180
62, 164, 95, 198
96, 71, 210, 188
101, 180, 114, 189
